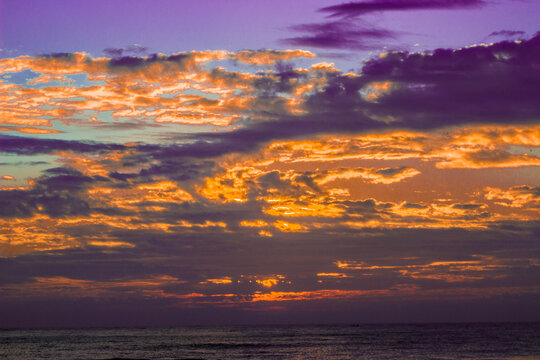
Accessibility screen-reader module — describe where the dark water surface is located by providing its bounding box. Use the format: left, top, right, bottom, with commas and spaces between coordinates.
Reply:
1, 323, 539, 359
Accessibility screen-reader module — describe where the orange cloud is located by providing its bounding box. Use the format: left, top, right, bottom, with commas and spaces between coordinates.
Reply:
0, 275, 183, 299
0, 125, 62, 134
261, 125, 540, 169
484, 185, 540, 210
360, 81, 396, 102
273, 220, 306, 232
200, 277, 233, 285
315, 167, 420, 185
335, 256, 524, 283
234, 49, 315, 65
316, 273, 350, 278
237, 274, 288, 288
0, 215, 80, 256
240, 220, 269, 227
137, 181, 194, 203
27, 74, 73, 85
0, 50, 322, 130
87, 241, 135, 248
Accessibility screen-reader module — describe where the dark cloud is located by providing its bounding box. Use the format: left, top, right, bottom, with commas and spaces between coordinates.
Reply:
466, 149, 512, 163
355, 32, 540, 129
178, 112, 379, 159
137, 158, 216, 182
402, 202, 428, 209
39, 52, 75, 59
319, 0, 486, 18
103, 44, 148, 58
376, 166, 410, 177
251, 62, 307, 95
487, 30, 526, 39
283, 21, 396, 50
511, 185, 540, 198
0, 167, 100, 218
283, 0, 486, 50
452, 203, 483, 210
0, 135, 125, 155
102, 48, 124, 57
85, 120, 163, 131
0, 161, 49, 166
2, 222, 539, 327
41, 167, 95, 191
108, 53, 190, 68
3, 223, 537, 285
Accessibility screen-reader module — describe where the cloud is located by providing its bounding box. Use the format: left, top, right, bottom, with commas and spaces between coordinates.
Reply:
180, 34, 540, 161
283, 22, 396, 50
2, 226, 539, 305
319, 0, 486, 18
317, 33, 540, 129
103, 44, 149, 58
484, 186, 540, 209
282, 0, 487, 50
315, 166, 420, 184
0, 167, 97, 219
487, 30, 526, 39
0, 135, 126, 155
0, 51, 314, 131
1, 32, 539, 326
233, 49, 316, 65
2, 34, 538, 140
0, 125, 62, 134
202, 35, 540, 159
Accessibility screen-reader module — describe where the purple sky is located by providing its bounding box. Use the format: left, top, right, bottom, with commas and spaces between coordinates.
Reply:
1, 0, 539, 64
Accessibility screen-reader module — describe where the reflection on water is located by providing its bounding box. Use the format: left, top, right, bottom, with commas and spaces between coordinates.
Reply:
1, 323, 539, 359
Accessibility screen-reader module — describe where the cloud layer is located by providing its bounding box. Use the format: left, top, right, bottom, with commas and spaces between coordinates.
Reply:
1, 33, 539, 327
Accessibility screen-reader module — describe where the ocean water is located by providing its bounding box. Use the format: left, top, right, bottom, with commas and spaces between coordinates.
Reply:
1, 323, 539, 359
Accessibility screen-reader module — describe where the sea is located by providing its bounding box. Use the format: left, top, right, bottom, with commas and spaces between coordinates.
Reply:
1, 323, 539, 360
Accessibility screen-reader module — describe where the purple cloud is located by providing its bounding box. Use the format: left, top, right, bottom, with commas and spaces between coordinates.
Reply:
354, 32, 540, 128
103, 44, 148, 58
283, 21, 396, 49
283, 0, 487, 50
320, 0, 486, 18
487, 30, 526, 39
0, 167, 96, 218
0, 135, 126, 155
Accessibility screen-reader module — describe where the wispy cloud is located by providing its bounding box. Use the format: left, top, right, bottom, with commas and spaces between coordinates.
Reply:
319, 0, 486, 18
283, 0, 487, 50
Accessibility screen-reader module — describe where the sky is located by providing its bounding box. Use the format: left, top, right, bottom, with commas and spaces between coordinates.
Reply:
0, 0, 539, 328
